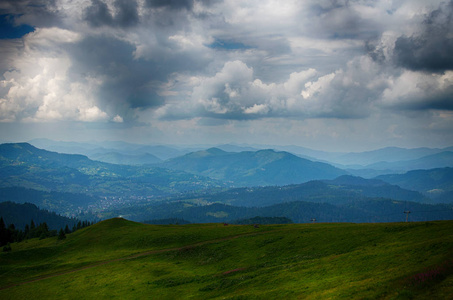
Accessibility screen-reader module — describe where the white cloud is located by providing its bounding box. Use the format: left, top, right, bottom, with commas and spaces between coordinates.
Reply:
244, 104, 270, 115
1, 0, 453, 150
0, 27, 109, 123
381, 71, 453, 110
112, 114, 124, 123
301, 72, 335, 100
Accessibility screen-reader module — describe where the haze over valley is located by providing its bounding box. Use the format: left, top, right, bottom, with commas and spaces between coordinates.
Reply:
1, 140, 452, 225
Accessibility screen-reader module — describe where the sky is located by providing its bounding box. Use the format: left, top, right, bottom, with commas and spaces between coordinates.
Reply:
0, 0, 453, 152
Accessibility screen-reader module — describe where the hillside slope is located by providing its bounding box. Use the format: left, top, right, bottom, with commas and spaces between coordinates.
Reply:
0, 219, 452, 299
0, 201, 79, 230
160, 148, 347, 186
89, 152, 162, 165
366, 151, 453, 172
0, 143, 223, 198
174, 175, 430, 209
377, 168, 453, 203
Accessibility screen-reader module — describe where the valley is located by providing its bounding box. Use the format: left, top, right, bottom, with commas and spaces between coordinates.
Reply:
0, 142, 452, 224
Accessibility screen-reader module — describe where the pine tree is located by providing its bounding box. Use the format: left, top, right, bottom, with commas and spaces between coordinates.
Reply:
58, 228, 66, 240
64, 225, 71, 234
41, 222, 49, 233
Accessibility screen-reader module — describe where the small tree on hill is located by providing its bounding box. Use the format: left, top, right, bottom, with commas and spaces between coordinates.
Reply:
58, 228, 66, 240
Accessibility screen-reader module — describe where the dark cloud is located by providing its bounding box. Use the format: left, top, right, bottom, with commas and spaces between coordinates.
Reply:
84, 0, 113, 27
84, 0, 139, 28
66, 32, 212, 121
67, 36, 164, 113
0, 0, 62, 28
365, 40, 385, 64
145, 0, 194, 10
308, 1, 381, 40
394, 1, 453, 73
114, 0, 139, 27
396, 88, 453, 111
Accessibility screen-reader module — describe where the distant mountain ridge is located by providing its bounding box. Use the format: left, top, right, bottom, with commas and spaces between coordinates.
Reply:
364, 151, 453, 171
187, 175, 430, 208
159, 148, 347, 186
0, 143, 224, 198
89, 152, 162, 165
271, 145, 453, 166
377, 167, 453, 203
2, 142, 453, 225
28, 138, 198, 161
28, 139, 453, 170
334, 146, 450, 165
0, 142, 92, 169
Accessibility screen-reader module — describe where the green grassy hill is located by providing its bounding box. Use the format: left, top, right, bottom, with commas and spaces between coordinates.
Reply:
1, 218, 452, 299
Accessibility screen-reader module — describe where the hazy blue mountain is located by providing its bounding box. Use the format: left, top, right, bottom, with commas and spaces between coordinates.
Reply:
131, 145, 188, 160
28, 138, 102, 155
377, 168, 453, 202
333, 147, 449, 166
323, 175, 429, 202
160, 148, 347, 186
364, 151, 453, 171
215, 144, 259, 153
270, 145, 345, 162
344, 168, 403, 179
190, 175, 429, 207
266, 145, 453, 167
0, 143, 224, 198
89, 152, 162, 165
0, 142, 93, 169
28, 138, 195, 160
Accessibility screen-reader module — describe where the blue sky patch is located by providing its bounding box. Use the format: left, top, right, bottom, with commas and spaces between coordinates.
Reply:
207, 39, 251, 50
0, 14, 35, 39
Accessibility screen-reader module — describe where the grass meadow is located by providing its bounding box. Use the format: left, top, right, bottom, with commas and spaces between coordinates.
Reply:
1, 218, 452, 299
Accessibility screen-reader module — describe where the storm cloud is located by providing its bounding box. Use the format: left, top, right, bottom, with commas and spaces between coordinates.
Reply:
0, 0, 452, 150
394, 0, 453, 73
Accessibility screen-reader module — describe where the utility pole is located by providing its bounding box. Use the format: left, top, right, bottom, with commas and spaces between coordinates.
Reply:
310, 218, 316, 224
404, 211, 411, 222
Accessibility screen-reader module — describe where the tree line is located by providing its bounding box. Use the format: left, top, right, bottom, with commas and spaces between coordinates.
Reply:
0, 217, 95, 252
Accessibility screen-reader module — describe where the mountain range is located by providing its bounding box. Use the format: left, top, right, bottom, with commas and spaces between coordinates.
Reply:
1, 142, 453, 226
0, 143, 223, 198
178, 175, 430, 208
28, 139, 453, 174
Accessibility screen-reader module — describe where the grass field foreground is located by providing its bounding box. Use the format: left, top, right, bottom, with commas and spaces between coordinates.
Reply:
1, 218, 452, 299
